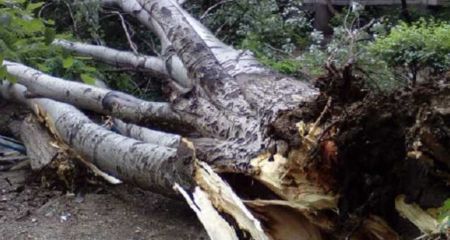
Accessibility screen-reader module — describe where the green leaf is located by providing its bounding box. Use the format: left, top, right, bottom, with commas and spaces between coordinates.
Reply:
63, 56, 74, 69
0, 66, 6, 79
44, 27, 55, 45
438, 199, 450, 221
12, 0, 27, 4
6, 72, 17, 83
83, 66, 97, 72
44, 19, 55, 26
80, 74, 95, 85
37, 63, 50, 72
442, 199, 450, 212
26, 2, 45, 11
0, 54, 3, 65
20, 19, 44, 33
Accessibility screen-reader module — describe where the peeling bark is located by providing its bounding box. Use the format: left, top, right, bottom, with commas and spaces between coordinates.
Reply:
175, 183, 240, 240
10, 115, 58, 170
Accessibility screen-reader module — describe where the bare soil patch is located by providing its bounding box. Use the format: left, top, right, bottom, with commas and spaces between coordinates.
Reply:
0, 169, 207, 240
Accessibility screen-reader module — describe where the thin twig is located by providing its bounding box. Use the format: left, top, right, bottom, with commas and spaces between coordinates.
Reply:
200, 0, 232, 20
264, 43, 293, 57
310, 97, 332, 135
113, 11, 139, 54
38, 2, 53, 18
138, 36, 161, 57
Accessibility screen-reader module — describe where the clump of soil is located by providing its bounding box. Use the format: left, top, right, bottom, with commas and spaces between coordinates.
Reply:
334, 83, 449, 236
269, 64, 450, 238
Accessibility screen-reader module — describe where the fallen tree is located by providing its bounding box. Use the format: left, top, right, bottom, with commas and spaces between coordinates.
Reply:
0, 0, 448, 239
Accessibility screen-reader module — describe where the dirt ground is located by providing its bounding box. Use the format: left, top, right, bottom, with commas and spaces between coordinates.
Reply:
0, 169, 207, 240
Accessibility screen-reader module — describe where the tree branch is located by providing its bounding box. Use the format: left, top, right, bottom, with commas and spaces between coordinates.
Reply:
113, 11, 139, 54
2, 60, 182, 127
112, 119, 181, 148
53, 39, 165, 75
0, 82, 195, 195
105, 0, 266, 77
53, 39, 192, 89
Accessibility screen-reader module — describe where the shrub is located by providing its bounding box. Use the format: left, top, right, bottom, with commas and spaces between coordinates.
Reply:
0, 0, 101, 84
187, 0, 312, 74
368, 19, 450, 85
297, 22, 399, 92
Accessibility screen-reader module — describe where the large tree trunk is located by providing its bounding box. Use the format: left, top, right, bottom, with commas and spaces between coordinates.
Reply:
1, 0, 448, 239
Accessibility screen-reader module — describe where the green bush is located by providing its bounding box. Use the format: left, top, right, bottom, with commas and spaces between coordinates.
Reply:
368, 19, 450, 84
196, 0, 312, 55
297, 23, 399, 92
186, 0, 312, 74
0, 0, 101, 84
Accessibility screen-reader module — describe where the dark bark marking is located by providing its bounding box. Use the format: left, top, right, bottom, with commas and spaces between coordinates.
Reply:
102, 91, 119, 112
83, 88, 92, 94
53, 112, 87, 146
92, 131, 115, 165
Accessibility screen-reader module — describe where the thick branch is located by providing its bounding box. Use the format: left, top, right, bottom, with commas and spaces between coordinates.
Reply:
53, 39, 192, 89
2, 60, 183, 128
89, 79, 184, 148
54, 39, 166, 75
112, 118, 181, 148
137, 0, 234, 85
157, 0, 266, 76
101, 0, 192, 89
0, 82, 195, 195
104, 0, 265, 77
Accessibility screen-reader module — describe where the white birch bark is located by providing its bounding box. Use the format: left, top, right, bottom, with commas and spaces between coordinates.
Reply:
2, 60, 182, 126
54, 39, 166, 74
53, 39, 192, 89
101, 0, 192, 89
103, 0, 267, 76
0, 81, 195, 195
111, 118, 181, 148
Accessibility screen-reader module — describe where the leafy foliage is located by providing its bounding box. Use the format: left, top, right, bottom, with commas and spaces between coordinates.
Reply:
0, 0, 99, 84
296, 8, 450, 92
297, 10, 400, 92
44, 0, 162, 97
0, 0, 53, 61
187, 0, 312, 74
197, 0, 312, 53
368, 19, 450, 84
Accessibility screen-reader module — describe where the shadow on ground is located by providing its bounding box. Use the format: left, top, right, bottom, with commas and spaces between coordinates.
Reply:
0, 170, 207, 240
